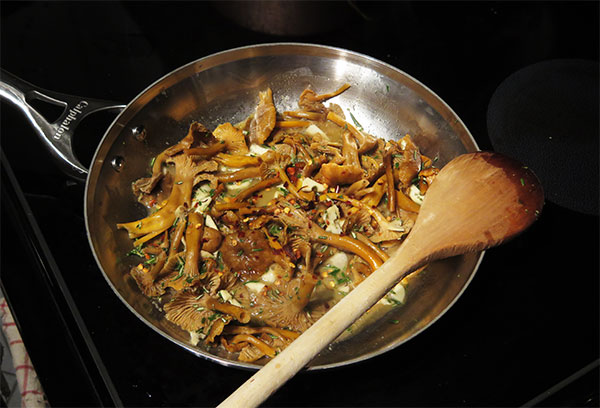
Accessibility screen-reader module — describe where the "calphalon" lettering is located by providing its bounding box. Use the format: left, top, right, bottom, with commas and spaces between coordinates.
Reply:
53, 100, 88, 140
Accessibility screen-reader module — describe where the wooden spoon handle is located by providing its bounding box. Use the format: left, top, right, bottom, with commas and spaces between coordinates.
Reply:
218, 244, 422, 408
218, 152, 544, 408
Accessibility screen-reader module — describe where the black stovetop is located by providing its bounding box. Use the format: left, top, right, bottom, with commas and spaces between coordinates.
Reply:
1, 2, 598, 406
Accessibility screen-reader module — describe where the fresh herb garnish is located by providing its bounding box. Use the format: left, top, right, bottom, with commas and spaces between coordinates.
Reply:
144, 255, 157, 266
215, 251, 224, 270
171, 257, 185, 281
348, 111, 363, 131
127, 246, 145, 257
268, 223, 283, 236
336, 272, 352, 285
207, 312, 223, 321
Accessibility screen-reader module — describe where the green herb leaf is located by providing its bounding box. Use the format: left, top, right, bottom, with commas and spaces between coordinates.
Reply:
144, 255, 157, 266
348, 111, 363, 131
215, 251, 224, 270
126, 246, 145, 257
268, 223, 283, 236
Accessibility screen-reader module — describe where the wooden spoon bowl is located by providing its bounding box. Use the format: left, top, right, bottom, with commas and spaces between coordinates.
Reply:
219, 151, 544, 408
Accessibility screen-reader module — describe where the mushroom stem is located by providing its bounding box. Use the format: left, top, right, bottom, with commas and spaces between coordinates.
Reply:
230, 335, 277, 358
312, 83, 350, 101
384, 151, 397, 215
218, 167, 262, 183
354, 232, 390, 262
183, 211, 204, 278
275, 120, 310, 128
326, 111, 377, 153
314, 231, 384, 272
215, 153, 261, 168
232, 176, 282, 202
206, 297, 251, 324
184, 143, 226, 158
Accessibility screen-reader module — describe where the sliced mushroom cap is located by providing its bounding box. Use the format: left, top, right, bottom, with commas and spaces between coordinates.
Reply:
213, 122, 249, 155
253, 274, 317, 332
250, 88, 276, 145
317, 162, 364, 186
129, 251, 168, 297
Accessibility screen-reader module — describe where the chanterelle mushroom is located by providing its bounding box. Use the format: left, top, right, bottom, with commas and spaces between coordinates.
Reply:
164, 291, 250, 336
118, 83, 440, 364
249, 88, 276, 145
253, 273, 318, 332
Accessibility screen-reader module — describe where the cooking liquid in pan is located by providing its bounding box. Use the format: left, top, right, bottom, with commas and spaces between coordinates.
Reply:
116, 83, 438, 364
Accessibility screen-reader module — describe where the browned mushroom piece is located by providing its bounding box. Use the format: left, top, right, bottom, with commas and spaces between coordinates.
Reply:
134, 122, 211, 197
253, 273, 318, 332
368, 208, 414, 243
298, 88, 326, 113
417, 166, 441, 194
129, 251, 168, 297
354, 175, 386, 206
249, 88, 276, 145
394, 134, 422, 188
164, 292, 249, 336
201, 226, 223, 253
118, 83, 440, 363
235, 330, 294, 363
298, 83, 350, 113
316, 162, 364, 187
213, 122, 249, 155
117, 154, 212, 246
220, 229, 277, 281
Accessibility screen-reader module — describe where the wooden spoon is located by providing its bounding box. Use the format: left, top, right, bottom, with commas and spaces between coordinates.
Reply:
218, 151, 544, 408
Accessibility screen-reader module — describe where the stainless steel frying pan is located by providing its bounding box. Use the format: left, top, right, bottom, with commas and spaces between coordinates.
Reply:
0, 43, 483, 370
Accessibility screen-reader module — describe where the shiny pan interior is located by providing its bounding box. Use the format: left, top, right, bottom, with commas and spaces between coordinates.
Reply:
84, 43, 482, 370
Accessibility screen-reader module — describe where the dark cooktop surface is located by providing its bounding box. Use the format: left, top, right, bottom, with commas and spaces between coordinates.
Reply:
1, 2, 598, 406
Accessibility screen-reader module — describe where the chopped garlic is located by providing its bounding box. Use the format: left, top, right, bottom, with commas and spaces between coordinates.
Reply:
379, 282, 406, 306
245, 281, 266, 293
218, 289, 243, 307
300, 177, 327, 193
189, 330, 204, 346
261, 264, 282, 283
192, 182, 214, 213
254, 182, 285, 207
225, 178, 255, 196
205, 214, 219, 231
248, 143, 270, 156
218, 164, 242, 172
218, 289, 233, 302
324, 205, 344, 234
305, 124, 328, 140
408, 184, 425, 205
387, 218, 405, 232
338, 284, 351, 294
324, 252, 349, 271
200, 250, 215, 259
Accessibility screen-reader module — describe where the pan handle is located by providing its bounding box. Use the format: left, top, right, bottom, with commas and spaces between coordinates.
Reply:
0, 69, 125, 180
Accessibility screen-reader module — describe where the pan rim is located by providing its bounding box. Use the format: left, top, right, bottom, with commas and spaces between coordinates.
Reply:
84, 42, 482, 371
